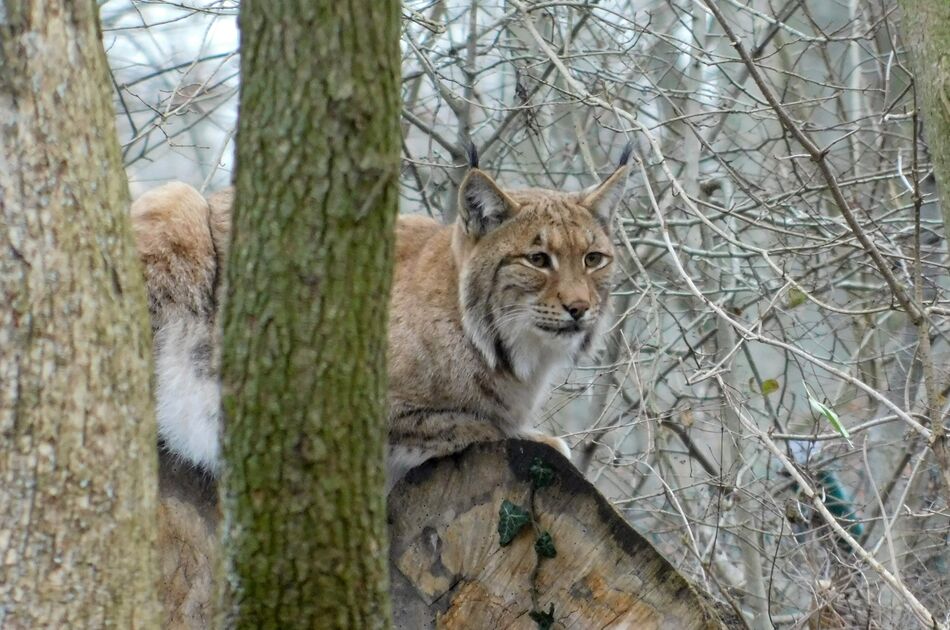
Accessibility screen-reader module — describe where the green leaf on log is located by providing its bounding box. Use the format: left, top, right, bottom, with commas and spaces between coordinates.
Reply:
497, 499, 531, 546
529, 604, 556, 629
535, 531, 557, 558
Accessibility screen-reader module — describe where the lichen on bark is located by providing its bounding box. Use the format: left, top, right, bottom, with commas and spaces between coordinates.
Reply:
0, 1, 160, 627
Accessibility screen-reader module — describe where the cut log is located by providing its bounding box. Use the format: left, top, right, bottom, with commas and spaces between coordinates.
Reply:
156, 440, 737, 629
388, 439, 735, 629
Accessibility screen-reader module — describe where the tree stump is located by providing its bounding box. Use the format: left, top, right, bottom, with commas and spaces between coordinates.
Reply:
388, 439, 732, 629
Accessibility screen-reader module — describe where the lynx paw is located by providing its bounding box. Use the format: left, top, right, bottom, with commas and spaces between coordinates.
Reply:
521, 431, 571, 460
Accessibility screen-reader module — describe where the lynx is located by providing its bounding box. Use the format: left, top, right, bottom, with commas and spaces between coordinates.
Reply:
132, 147, 629, 486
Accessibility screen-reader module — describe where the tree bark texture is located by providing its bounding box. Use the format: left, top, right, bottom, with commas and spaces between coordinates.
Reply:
219, 1, 400, 627
898, 0, 950, 233
0, 1, 160, 627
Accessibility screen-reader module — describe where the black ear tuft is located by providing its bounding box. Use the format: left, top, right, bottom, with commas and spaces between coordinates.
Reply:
467, 143, 480, 169
617, 141, 633, 168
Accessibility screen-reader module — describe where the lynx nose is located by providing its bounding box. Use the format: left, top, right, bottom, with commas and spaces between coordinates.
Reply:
565, 300, 590, 321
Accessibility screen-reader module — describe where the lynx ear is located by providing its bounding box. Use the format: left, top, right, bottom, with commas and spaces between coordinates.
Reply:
580, 144, 632, 228
458, 168, 519, 238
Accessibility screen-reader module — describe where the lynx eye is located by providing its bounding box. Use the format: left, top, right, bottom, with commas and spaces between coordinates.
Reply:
584, 252, 607, 268
526, 252, 552, 269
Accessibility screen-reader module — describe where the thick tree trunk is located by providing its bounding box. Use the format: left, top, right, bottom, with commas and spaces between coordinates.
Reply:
898, 0, 950, 233
0, 1, 160, 627
219, 1, 400, 627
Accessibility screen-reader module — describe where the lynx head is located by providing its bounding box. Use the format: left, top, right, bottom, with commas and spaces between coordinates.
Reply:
454, 145, 630, 379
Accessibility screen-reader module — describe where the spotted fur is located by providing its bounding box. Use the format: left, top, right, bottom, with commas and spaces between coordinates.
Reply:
132, 153, 628, 488
388, 157, 628, 485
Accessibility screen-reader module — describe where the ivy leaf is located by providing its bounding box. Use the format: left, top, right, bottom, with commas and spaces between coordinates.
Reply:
530, 457, 555, 489
760, 379, 780, 396
529, 604, 555, 630
805, 387, 853, 448
535, 531, 557, 558
498, 499, 531, 546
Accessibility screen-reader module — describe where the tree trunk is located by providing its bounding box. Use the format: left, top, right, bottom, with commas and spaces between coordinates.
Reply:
0, 2, 160, 627
218, 1, 400, 627
898, 0, 950, 233
390, 440, 737, 629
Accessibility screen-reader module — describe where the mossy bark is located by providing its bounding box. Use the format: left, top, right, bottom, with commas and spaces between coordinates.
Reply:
0, 1, 160, 627
219, 1, 400, 628
898, 0, 950, 234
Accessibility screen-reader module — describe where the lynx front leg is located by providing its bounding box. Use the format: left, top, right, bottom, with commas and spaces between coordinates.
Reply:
387, 409, 506, 492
